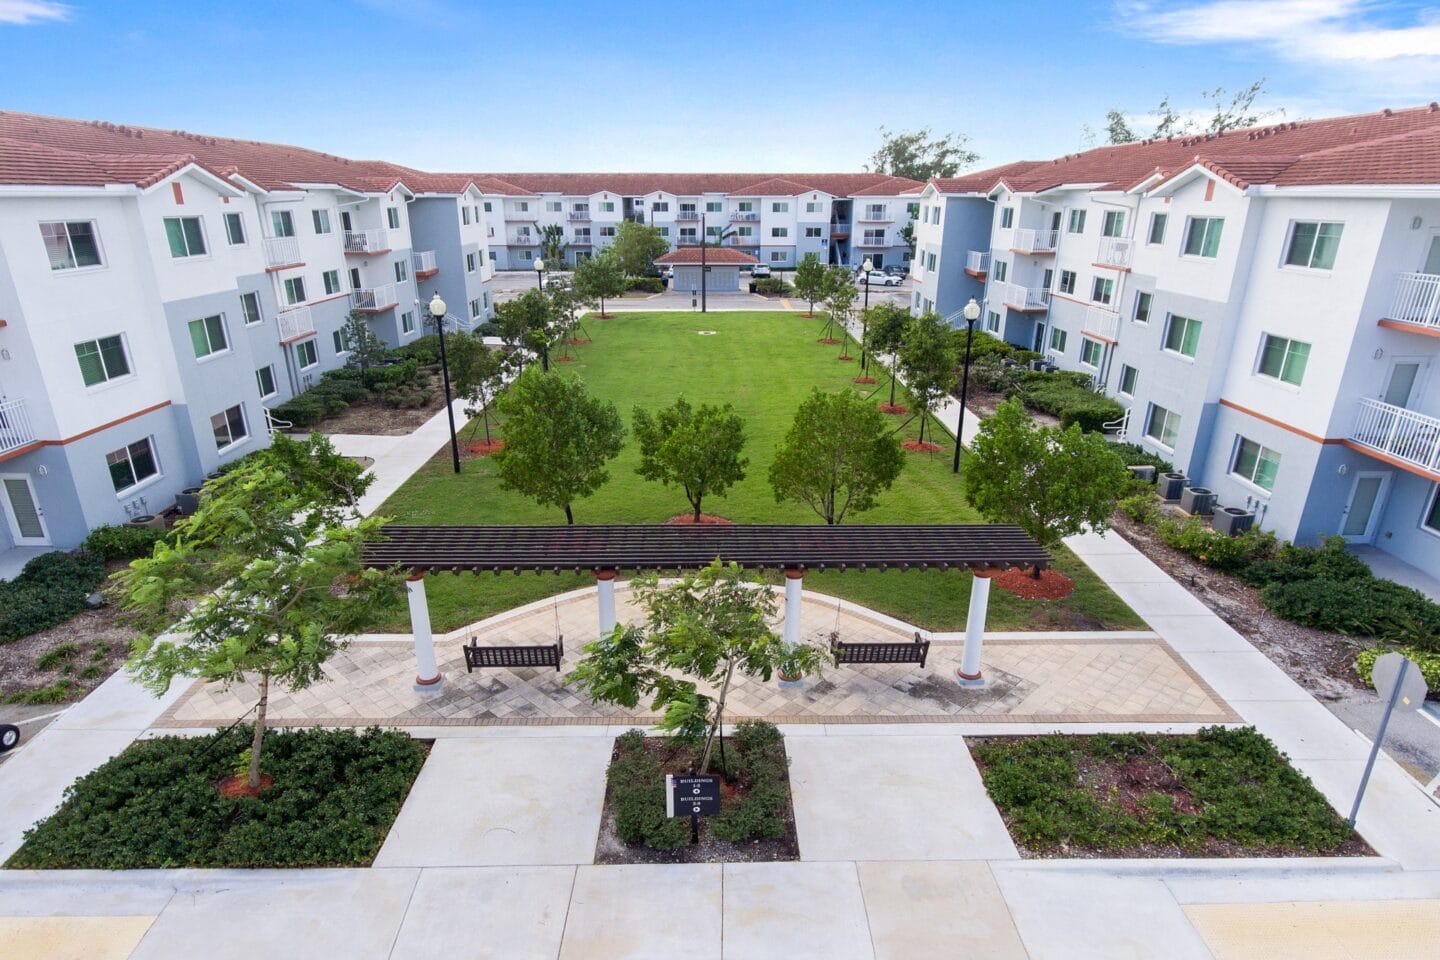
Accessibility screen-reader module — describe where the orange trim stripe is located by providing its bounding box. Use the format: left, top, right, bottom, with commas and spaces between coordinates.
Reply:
1218, 398, 1341, 445
0, 401, 173, 465
1340, 441, 1440, 481
1377, 318, 1440, 339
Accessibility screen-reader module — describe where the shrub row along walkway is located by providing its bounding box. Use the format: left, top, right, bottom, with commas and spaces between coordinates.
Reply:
154, 586, 1233, 729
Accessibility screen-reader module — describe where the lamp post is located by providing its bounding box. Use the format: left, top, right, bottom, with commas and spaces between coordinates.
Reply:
859, 257, 873, 373
952, 297, 982, 474
533, 257, 545, 291
532, 257, 549, 371
429, 293, 461, 474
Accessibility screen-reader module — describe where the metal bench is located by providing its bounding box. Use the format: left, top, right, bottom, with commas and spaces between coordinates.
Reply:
830, 632, 930, 669
463, 636, 564, 672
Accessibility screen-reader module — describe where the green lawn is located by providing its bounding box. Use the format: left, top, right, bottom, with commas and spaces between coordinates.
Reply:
375, 311, 1143, 633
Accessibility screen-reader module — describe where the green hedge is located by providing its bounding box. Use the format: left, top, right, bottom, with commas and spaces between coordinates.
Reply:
0, 551, 107, 643
626, 277, 664, 293
271, 358, 430, 427
1107, 441, 1174, 473
753, 277, 793, 295
1015, 371, 1124, 434
81, 525, 169, 562
1355, 646, 1440, 691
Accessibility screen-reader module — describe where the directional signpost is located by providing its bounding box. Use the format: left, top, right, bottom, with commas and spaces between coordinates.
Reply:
666, 770, 722, 843
1349, 652, 1428, 828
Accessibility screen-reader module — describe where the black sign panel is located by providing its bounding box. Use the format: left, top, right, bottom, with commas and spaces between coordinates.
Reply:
670, 774, 721, 817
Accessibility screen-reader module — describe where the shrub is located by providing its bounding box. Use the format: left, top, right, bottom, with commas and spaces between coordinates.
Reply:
1014, 371, 1121, 433
1157, 517, 1277, 574
391, 335, 441, 365
626, 276, 664, 293
753, 277, 793, 295
1107, 441, 1174, 473
1059, 396, 1126, 433
1355, 646, 1440, 690
1119, 493, 1160, 524
477, 321, 503, 337
1260, 577, 1440, 646
1239, 537, 1373, 588
82, 524, 167, 562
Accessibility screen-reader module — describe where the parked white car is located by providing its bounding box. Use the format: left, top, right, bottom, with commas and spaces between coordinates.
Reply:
750, 264, 773, 278
858, 270, 901, 287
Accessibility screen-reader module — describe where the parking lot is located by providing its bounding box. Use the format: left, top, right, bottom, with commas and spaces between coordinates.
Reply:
488, 267, 913, 309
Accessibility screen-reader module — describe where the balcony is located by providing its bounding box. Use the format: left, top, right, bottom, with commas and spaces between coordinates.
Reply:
1083, 304, 1120, 342
571, 235, 594, 246
1095, 237, 1134, 270
507, 234, 538, 246
676, 210, 701, 221
263, 236, 303, 270
725, 235, 758, 247
855, 235, 889, 248
996, 281, 1049, 313
506, 211, 537, 221
412, 250, 438, 279
1011, 229, 1059, 255
857, 210, 894, 222
343, 230, 390, 256
676, 236, 702, 246
730, 212, 760, 222
1381, 272, 1440, 336
1348, 398, 1440, 478
0, 397, 37, 456
351, 283, 399, 313
276, 305, 314, 344
965, 250, 990, 278
567, 211, 591, 221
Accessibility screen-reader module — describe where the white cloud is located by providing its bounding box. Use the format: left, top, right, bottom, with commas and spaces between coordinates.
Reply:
0, 1, 70, 24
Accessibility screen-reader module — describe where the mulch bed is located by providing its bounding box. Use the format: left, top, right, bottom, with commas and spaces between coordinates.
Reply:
665, 514, 734, 525
901, 440, 943, 453
217, 773, 274, 799
304, 370, 447, 436
837, 354, 854, 362
817, 338, 842, 345
987, 566, 1076, 600
878, 402, 908, 415
0, 595, 134, 705
466, 439, 504, 456
565, 337, 590, 345
554, 355, 577, 362
853, 376, 877, 384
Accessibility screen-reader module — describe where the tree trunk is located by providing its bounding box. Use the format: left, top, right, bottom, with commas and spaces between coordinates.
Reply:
693, 501, 702, 522
483, 410, 492, 446
889, 375, 897, 407
699, 659, 737, 774
564, 503, 574, 525
249, 671, 270, 789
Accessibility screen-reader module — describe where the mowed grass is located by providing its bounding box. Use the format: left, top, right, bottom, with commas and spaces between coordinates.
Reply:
375, 311, 1143, 633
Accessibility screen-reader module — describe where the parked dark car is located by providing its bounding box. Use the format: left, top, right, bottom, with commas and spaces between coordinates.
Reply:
884, 264, 908, 277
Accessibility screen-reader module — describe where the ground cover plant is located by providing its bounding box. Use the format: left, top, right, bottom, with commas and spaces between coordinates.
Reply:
0, 550, 106, 645
375, 311, 1143, 633
970, 727, 1367, 858
7, 726, 427, 869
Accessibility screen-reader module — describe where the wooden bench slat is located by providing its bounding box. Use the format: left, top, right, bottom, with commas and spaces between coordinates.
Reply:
830, 632, 929, 669
464, 636, 564, 672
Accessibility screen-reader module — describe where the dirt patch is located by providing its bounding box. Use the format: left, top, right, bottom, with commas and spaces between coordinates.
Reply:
901, 440, 943, 453
837, 354, 854, 362
466, 439, 504, 457
565, 337, 590, 345
217, 773, 275, 798
817, 337, 842, 345
960, 381, 1062, 428
853, 376, 877, 384
554, 355, 577, 363
989, 566, 1076, 600
878, 402, 909, 415
304, 369, 446, 436
664, 514, 734, 525
0, 596, 135, 705
1075, 752, 1199, 817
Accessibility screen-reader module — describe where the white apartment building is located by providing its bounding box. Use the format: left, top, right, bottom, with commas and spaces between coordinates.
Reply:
919, 104, 1440, 580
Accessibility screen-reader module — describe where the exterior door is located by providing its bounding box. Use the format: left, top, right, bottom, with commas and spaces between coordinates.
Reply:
1049, 211, 1062, 232
1423, 233, 1440, 274
1, 473, 49, 545
1383, 358, 1427, 408
1031, 322, 1047, 353
1340, 471, 1390, 542
340, 211, 353, 232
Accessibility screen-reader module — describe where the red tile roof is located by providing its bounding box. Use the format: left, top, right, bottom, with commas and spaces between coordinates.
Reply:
654, 247, 759, 265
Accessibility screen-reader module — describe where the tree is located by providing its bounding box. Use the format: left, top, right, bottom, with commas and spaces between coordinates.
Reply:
633, 398, 748, 522
1201, 80, 1271, 134
339, 310, 389, 372
898, 221, 916, 258
569, 560, 826, 774
613, 220, 671, 277
866, 126, 979, 181
897, 311, 960, 445
1102, 80, 1272, 144
768, 388, 904, 525
119, 440, 404, 790
538, 223, 568, 265
1104, 108, 1137, 145
574, 249, 627, 317
792, 253, 828, 316
497, 288, 556, 371
822, 266, 857, 343
453, 339, 507, 446
493, 369, 624, 524
864, 303, 911, 408
963, 398, 1129, 549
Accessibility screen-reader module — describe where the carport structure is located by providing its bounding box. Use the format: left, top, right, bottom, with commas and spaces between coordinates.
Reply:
363, 524, 1050, 691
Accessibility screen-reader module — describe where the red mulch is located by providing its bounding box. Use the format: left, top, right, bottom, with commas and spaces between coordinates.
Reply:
902, 440, 943, 453
595, 313, 614, 319
218, 773, 274, 798
565, 337, 590, 345
818, 338, 841, 345
665, 513, 735, 525
837, 354, 853, 362
554, 355, 576, 362
853, 376, 877, 384
878, 402, 908, 415
467, 439, 504, 456
988, 566, 1076, 600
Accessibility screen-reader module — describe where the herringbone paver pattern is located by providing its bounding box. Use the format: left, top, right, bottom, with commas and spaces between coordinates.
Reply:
155, 588, 1235, 728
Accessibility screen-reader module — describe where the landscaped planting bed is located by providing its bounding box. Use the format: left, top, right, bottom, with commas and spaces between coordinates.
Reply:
595, 722, 799, 864
969, 727, 1369, 858
6, 726, 427, 869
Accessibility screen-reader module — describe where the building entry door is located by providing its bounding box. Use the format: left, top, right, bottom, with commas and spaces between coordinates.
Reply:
1383, 358, 1428, 408
1340, 471, 1391, 542
1, 474, 48, 545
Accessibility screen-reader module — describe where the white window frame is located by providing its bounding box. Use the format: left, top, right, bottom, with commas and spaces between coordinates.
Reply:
224, 212, 247, 246
1133, 290, 1152, 324
1181, 216, 1224, 259
1255, 333, 1311, 387
401, 310, 416, 334
211, 403, 250, 453
284, 277, 307, 306
106, 436, 161, 495
294, 338, 319, 370
394, 259, 408, 283
1422, 484, 1440, 539
40, 219, 105, 271
1282, 220, 1344, 271
270, 209, 295, 238
240, 291, 263, 326
1079, 337, 1103, 368
1049, 327, 1068, 355
322, 269, 342, 296
1230, 435, 1281, 494
1118, 364, 1138, 397
771, 202, 789, 213
1144, 403, 1181, 451
256, 364, 278, 399
164, 216, 208, 259
188, 314, 229, 361
386, 207, 400, 229
74, 333, 132, 389
1146, 212, 1167, 245
312, 209, 332, 235
1162, 313, 1203, 359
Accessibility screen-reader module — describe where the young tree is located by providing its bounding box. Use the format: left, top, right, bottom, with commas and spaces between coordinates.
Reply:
570, 560, 826, 774
339, 310, 389, 372
864, 303, 911, 408
768, 388, 904, 525
866, 127, 979, 181
1104, 108, 1137, 144
613, 220, 671, 277
633, 397, 748, 522
898, 311, 960, 445
822, 266, 857, 343
119, 444, 404, 791
493, 369, 625, 524
497, 288, 556, 371
963, 398, 1130, 549
454, 340, 507, 446
574, 249, 627, 317
792, 253, 829, 317
538, 223, 568, 265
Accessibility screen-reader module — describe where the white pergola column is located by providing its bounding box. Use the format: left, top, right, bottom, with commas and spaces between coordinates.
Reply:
406, 573, 443, 691
596, 568, 617, 636
783, 567, 805, 646
956, 572, 991, 686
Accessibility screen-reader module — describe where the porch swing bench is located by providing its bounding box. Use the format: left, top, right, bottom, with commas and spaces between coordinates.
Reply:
830, 632, 931, 668
463, 636, 564, 672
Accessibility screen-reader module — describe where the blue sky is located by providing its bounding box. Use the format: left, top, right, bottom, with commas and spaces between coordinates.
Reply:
2, 0, 1438, 173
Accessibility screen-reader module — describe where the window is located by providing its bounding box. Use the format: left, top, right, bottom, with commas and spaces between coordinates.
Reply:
1145, 404, 1181, 449
545, 201, 562, 212
925, 251, 937, 271
1119, 364, 1138, 396
187, 315, 227, 359
1182, 216, 1224, 258
211, 404, 248, 451
706, 201, 722, 212
1133, 291, 1152, 323
462, 206, 472, 225
310, 209, 330, 235
333, 328, 351, 354
1257, 334, 1310, 386
1163, 314, 1203, 358
283, 277, 306, 305
706, 226, 722, 239
992, 260, 1008, 282
985, 310, 1001, 333
394, 259, 408, 283
804, 226, 821, 238
600, 226, 616, 237
164, 216, 206, 258
466, 252, 477, 273
1049, 327, 1068, 354
323, 270, 342, 295
241, 291, 262, 325
106, 438, 158, 493
1000, 207, 1014, 229
401, 310, 415, 334
74, 335, 130, 386
270, 210, 295, 238
1091, 276, 1114, 304
386, 207, 400, 229
225, 212, 246, 245
652, 201, 669, 211
600, 201, 615, 212
770, 251, 786, 263
806, 201, 823, 213
1058, 270, 1076, 295
772, 202, 789, 213
679, 228, 697, 241
658, 226, 670, 237
1067, 209, 1087, 234
483, 201, 493, 212
1284, 221, 1343, 270
294, 339, 318, 369
40, 220, 102, 270
1080, 337, 1103, 367
1425, 486, 1440, 535
1101, 210, 1126, 238
483, 292, 490, 309
771, 227, 789, 238
1230, 436, 1281, 491
256, 364, 277, 398
1147, 213, 1167, 245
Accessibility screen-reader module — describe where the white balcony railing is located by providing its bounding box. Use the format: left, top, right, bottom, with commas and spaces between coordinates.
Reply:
1096, 237, 1134, 269
567, 210, 591, 221
965, 250, 991, 274
507, 233, 537, 246
571, 234, 594, 245
996, 281, 1049, 311
675, 210, 701, 221
1386, 272, 1440, 332
858, 210, 893, 222
343, 229, 389, 255
725, 235, 759, 247
1011, 228, 1059, 253
276, 305, 314, 343
1083, 304, 1120, 341
412, 250, 437, 275
855, 235, 889, 247
263, 236, 302, 267
730, 212, 760, 221
351, 283, 399, 312
1350, 398, 1440, 477
0, 397, 37, 455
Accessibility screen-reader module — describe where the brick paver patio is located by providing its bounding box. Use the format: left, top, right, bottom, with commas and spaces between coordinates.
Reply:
155, 587, 1236, 728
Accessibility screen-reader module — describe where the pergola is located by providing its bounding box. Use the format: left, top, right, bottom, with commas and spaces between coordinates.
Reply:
364, 524, 1050, 690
